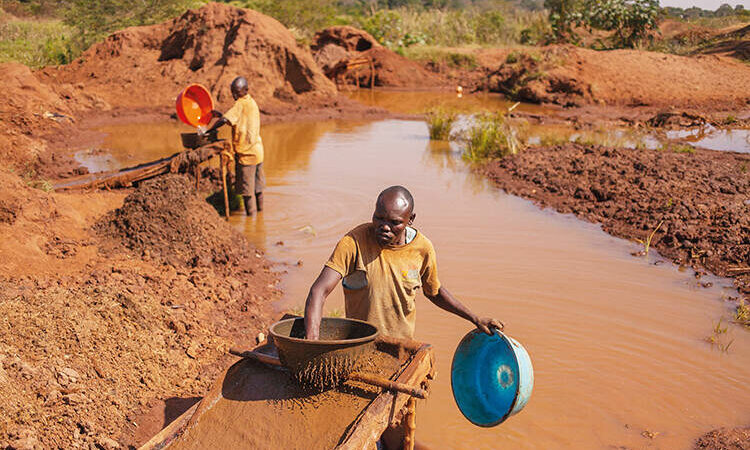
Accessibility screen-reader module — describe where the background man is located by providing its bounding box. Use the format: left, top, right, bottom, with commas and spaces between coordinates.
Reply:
205, 76, 265, 216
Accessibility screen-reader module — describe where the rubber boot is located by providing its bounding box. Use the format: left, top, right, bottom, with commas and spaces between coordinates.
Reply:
255, 192, 264, 212
243, 195, 254, 216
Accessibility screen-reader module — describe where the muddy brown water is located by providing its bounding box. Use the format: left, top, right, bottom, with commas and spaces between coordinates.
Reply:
83, 95, 750, 449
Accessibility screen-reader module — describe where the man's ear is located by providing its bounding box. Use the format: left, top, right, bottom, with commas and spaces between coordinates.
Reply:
409, 213, 416, 225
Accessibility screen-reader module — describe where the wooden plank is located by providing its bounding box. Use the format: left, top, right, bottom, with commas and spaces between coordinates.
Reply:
336, 345, 435, 450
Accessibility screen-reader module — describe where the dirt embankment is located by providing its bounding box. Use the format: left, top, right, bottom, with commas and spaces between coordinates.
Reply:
311, 26, 447, 88
39, 2, 336, 112
481, 144, 750, 297
475, 44, 750, 110
0, 3, 393, 182
0, 174, 279, 449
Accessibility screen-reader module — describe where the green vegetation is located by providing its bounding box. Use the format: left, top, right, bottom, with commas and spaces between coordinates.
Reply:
234, 0, 551, 48
19, 169, 53, 192
62, 0, 202, 51
633, 220, 663, 257
706, 319, 734, 353
662, 4, 749, 22
546, 0, 659, 48
735, 300, 749, 328
0, 14, 74, 67
671, 143, 696, 154
658, 143, 695, 154
1, 0, 200, 67
462, 110, 526, 161
402, 46, 478, 68
426, 108, 458, 140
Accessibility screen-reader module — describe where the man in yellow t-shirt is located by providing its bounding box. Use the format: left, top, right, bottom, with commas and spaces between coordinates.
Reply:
303, 185, 504, 340
205, 76, 265, 216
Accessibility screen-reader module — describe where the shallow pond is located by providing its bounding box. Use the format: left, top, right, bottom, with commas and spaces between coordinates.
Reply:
81, 94, 750, 449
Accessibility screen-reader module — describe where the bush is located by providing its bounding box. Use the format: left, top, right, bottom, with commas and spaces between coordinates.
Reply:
231, 0, 341, 40
462, 112, 525, 161
402, 46, 478, 69
426, 108, 457, 140
62, 0, 201, 53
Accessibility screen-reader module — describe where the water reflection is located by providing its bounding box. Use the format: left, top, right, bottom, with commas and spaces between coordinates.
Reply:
666, 125, 750, 153
345, 90, 551, 115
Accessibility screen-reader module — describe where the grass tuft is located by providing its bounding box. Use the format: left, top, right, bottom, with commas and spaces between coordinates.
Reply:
462, 108, 525, 162
426, 108, 457, 141
734, 300, 750, 328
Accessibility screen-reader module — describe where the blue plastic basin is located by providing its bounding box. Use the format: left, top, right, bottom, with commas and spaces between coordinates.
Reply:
451, 329, 534, 427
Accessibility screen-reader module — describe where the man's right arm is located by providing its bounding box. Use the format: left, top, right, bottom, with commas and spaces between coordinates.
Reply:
304, 266, 342, 340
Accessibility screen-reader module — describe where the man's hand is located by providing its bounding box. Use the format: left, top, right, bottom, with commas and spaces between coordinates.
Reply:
474, 317, 504, 335
211, 109, 223, 119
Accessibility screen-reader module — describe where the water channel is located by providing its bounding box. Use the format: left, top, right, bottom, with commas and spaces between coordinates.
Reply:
78, 94, 750, 449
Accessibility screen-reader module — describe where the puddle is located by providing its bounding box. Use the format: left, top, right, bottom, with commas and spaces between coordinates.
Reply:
81, 99, 750, 449
666, 125, 750, 153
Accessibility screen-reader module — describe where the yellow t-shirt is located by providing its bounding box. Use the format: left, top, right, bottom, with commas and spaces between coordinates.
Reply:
325, 223, 441, 339
223, 94, 264, 165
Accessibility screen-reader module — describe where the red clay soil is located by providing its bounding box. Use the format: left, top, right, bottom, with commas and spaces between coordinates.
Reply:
38, 2, 336, 112
312, 26, 447, 88
481, 143, 750, 298
695, 426, 750, 450
477, 44, 750, 110
0, 174, 279, 449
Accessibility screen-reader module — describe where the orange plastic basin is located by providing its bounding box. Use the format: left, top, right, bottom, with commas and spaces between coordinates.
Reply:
176, 84, 214, 127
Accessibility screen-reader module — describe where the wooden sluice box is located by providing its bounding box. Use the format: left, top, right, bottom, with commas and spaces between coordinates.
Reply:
140, 335, 435, 450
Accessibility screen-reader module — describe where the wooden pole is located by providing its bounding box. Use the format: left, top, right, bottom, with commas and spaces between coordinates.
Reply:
221, 143, 230, 220
403, 396, 417, 450
348, 372, 428, 399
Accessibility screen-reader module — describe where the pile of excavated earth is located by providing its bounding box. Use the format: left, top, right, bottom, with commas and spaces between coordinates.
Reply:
0, 174, 278, 448
483, 144, 750, 296
1, 1, 750, 448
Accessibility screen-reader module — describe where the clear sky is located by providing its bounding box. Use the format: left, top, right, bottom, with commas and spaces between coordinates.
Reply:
659, 0, 749, 8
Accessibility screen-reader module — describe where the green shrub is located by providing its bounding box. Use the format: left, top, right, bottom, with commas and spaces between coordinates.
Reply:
426, 108, 457, 140
402, 46, 477, 68
463, 112, 525, 161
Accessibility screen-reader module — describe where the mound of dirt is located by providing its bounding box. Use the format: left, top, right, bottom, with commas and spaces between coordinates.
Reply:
312, 26, 380, 53
695, 426, 750, 449
311, 26, 445, 88
95, 174, 251, 269
480, 45, 750, 109
0, 171, 278, 448
482, 143, 750, 296
40, 2, 336, 111
312, 26, 380, 76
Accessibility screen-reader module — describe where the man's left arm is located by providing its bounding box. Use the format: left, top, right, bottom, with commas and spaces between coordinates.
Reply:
424, 287, 504, 335
421, 243, 504, 335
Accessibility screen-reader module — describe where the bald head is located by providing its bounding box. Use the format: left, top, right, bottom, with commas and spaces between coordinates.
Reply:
376, 185, 414, 215
231, 76, 248, 99
372, 186, 416, 247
